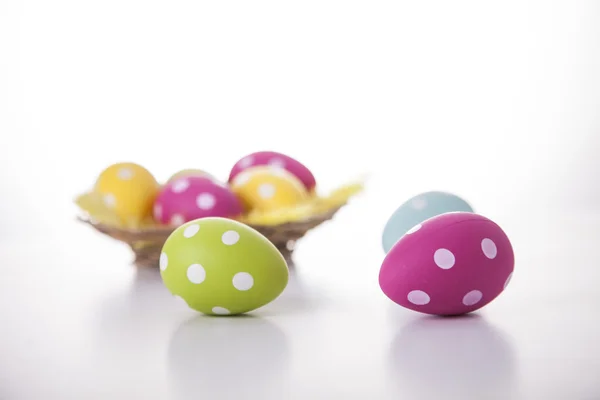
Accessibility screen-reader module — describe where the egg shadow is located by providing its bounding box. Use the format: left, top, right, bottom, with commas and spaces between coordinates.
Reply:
117, 266, 175, 313
257, 264, 319, 316
128, 265, 168, 296
387, 314, 518, 399
281, 241, 297, 267
167, 315, 290, 400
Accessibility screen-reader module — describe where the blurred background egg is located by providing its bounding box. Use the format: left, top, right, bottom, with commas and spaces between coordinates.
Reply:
228, 151, 317, 192
154, 176, 242, 226
230, 166, 309, 212
93, 162, 160, 226
382, 191, 474, 253
167, 169, 217, 184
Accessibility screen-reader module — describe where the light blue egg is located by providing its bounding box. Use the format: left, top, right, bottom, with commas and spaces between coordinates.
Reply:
381, 191, 474, 253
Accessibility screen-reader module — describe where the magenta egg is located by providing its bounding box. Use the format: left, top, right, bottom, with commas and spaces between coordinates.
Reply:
379, 212, 514, 316
153, 176, 243, 226
228, 151, 316, 191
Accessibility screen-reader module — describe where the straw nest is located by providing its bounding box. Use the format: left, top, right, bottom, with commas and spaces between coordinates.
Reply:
75, 177, 363, 267
77, 204, 346, 267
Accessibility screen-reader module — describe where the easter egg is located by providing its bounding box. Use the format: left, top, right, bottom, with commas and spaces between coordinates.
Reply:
167, 169, 216, 183
153, 176, 242, 226
230, 166, 309, 212
379, 212, 514, 316
229, 151, 316, 192
159, 217, 289, 315
94, 162, 160, 226
382, 191, 473, 253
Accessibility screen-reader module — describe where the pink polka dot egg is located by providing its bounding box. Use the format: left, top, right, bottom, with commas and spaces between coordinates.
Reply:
154, 176, 243, 226
379, 212, 514, 316
228, 151, 316, 192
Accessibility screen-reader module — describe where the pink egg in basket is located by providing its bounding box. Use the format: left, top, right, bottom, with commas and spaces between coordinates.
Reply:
228, 151, 316, 192
153, 176, 243, 226
379, 212, 514, 316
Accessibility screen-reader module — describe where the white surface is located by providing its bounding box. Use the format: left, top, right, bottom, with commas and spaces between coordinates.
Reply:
1, 1, 600, 399
1, 198, 600, 400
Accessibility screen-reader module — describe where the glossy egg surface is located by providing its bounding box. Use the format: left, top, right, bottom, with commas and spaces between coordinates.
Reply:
379, 212, 514, 316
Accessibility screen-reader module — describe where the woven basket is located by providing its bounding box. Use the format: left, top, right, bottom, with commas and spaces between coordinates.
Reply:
77, 204, 344, 267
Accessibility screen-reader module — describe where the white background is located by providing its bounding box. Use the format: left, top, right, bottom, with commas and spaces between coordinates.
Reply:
1, 1, 599, 399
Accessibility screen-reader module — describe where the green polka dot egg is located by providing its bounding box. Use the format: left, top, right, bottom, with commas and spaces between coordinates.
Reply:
159, 217, 289, 316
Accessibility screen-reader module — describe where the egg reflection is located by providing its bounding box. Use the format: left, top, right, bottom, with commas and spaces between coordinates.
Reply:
388, 315, 517, 399
167, 316, 290, 400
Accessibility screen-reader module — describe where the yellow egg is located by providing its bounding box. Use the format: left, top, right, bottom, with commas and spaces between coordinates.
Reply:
241, 202, 318, 225
93, 162, 160, 226
167, 169, 215, 183
230, 166, 309, 211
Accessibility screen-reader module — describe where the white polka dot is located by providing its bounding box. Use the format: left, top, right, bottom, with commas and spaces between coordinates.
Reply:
117, 168, 134, 180
463, 290, 483, 306
187, 264, 206, 284
154, 204, 162, 219
171, 179, 190, 193
481, 238, 498, 259
406, 224, 422, 235
268, 158, 286, 168
170, 214, 185, 226
159, 252, 168, 271
407, 290, 430, 305
434, 248, 455, 269
196, 193, 216, 210
239, 156, 254, 168
270, 167, 288, 177
183, 223, 200, 238
232, 272, 254, 291
233, 171, 252, 186
221, 230, 240, 245
103, 193, 116, 208
504, 272, 513, 289
212, 306, 231, 315
258, 183, 276, 199
411, 197, 427, 210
